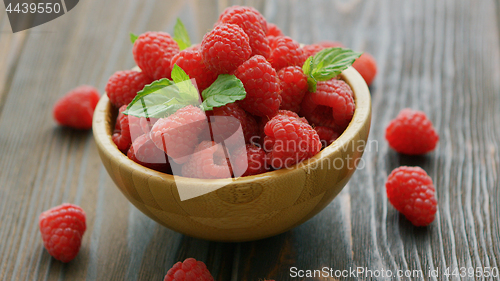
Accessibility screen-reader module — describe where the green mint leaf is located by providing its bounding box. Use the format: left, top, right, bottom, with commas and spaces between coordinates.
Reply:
303, 47, 362, 92
171, 64, 200, 103
124, 78, 185, 118
201, 74, 246, 111
130, 33, 139, 44
173, 18, 191, 50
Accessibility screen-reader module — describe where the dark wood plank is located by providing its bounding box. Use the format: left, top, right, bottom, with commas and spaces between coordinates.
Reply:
0, 0, 499, 280
235, 0, 500, 280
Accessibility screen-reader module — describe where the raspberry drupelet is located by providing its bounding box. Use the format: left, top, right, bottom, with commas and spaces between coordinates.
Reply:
352, 52, 377, 86
39, 203, 86, 263
263, 113, 321, 169
211, 103, 259, 145
218, 6, 271, 58
300, 79, 355, 130
235, 55, 282, 117
181, 141, 232, 179
170, 49, 218, 92
53, 85, 100, 130
267, 36, 307, 70
105, 70, 153, 108
201, 23, 252, 75
132, 31, 180, 80
386, 166, 437, 226
277, 66, 308, 112
164, 258, 214, 281
385, 108, 439, 155
150, 105, 207, 164
128, 134, 172, 173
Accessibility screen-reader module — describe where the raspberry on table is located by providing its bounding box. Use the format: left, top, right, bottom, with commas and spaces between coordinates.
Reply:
211, 103, 259, 145
277, 66, 308, 112
128, 134, 172, 173
385, 108, 439, 155
105, 70, 153, 108
201, 23, 252, 75
235, 55, 281, 117
164, 258, 214, 281
53, 85, 100, 130
268, 36, 307, 70
112, 105, 132, 153
181, 141, 232, 179
352, 52, 377, 86
302, 41, 344, 58
385, 166, 437, 226
218, 6, 271, 58
317, 41, 344, 48
39, 203, 86, 263
150, 105, 207, 164
170, 49, 218, 92
233, 144, 268, 176
315, 126, 340, 147
300, 79, 355, 130
263, 113, 321, 169
133, 31, 180, 80
266, 23, 283, 37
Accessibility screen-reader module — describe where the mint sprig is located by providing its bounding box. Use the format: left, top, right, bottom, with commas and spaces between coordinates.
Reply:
303, 47, 362, 92
201, 75, 246, 111
124, 67, 246, 118
171, 64, 199, 102
124, 79, 181, 118
130, 33, 139, 44
173, 18, 191, 50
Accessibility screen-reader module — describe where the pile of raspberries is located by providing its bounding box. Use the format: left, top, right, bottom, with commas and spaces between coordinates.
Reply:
105, 6, 370, 179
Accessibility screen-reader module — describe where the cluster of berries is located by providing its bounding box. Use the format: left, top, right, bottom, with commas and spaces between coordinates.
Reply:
384, 108, 440, 226
104, 6, 377, 179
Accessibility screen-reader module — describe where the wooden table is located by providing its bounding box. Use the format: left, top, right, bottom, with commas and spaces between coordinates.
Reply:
1, 0, 499, 280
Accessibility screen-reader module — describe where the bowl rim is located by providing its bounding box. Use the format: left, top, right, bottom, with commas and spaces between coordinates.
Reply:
92, 66, 371, 185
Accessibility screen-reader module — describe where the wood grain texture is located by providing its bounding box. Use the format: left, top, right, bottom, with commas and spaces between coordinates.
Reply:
0, 0, 499, 280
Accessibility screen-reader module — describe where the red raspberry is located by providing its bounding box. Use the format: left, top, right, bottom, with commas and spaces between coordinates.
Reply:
181, 141, 232, 179
150, 105, 207, 164
266, 23, 283, 37
302, 41, 344, 58
170, 49, 218, 92
211, 103, 258, 145
133, 32, 180, 80
386, 166, 437, 226
112, 105, 132, 153
315, 126, 340, 147
164, 258, 214, 281
277, 66, 308, 112
201, 23, 252, 74
53, 85, 100, 130
318, 41, 344, 48
268, 36, 307, 70
235, 55, 281, 117
385, 109, 439, 155
39, 203, 86, 263
105, 70, 153, 108
300, 79, 355, 130
352, 52, 377, 86
218, 6, 271, 58
264, 114, 321, 169
128, 134, 171, 173
233, 144, 268, 176
256, 110, 308, 145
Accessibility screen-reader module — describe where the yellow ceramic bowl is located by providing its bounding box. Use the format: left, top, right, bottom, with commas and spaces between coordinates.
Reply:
92, 66, 371, 242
